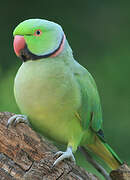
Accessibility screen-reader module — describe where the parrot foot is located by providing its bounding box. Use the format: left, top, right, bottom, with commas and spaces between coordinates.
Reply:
53, 146, 76, 166
7, 114, 28, 128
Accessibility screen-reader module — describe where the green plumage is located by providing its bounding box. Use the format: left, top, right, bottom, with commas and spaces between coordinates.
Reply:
12, 19, 122, 172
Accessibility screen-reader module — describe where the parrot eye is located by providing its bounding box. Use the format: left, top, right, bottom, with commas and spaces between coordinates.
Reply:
34, 29, 42, 36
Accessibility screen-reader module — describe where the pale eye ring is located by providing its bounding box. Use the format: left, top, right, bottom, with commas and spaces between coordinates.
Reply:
34, 29, 42, 36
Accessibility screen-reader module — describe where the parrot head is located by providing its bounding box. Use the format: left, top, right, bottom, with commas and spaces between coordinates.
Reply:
13, 19, 67, 61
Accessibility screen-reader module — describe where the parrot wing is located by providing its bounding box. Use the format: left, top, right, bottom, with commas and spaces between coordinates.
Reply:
74, 64, 103, 132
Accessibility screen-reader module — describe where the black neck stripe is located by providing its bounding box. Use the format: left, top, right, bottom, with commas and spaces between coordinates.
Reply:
19, 34, 64, 62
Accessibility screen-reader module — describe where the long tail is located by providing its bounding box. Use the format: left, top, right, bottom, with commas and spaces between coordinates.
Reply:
85, 134, 123, 170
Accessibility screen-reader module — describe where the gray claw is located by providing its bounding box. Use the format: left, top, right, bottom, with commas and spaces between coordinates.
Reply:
53, 147, 75, 167
7, 114, 28, 128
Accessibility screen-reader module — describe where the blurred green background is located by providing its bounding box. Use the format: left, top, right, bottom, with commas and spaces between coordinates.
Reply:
0, 0, 130, 179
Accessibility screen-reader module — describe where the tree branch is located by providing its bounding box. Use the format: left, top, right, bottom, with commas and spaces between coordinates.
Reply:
0, 112, 98, 180
0, 112, 129, 180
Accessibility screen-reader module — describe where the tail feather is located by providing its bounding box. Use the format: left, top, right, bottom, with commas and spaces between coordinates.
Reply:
103, 142, 122, 165
85, 134, 122, 170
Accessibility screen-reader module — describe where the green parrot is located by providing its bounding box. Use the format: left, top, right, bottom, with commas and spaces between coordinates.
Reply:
8, 19, 122, 179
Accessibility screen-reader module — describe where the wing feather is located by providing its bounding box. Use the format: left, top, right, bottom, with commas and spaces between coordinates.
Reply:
74, 63, 103, 132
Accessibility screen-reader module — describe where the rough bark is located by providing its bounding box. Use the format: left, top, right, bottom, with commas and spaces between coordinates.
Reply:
0, 112, 129, 180
0, 112, 99, 180
110, 164, 130, 180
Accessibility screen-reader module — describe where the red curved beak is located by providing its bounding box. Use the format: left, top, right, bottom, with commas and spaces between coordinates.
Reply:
13, 35, 26, 56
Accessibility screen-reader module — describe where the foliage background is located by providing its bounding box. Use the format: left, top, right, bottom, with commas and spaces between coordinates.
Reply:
0, 1, 130, 179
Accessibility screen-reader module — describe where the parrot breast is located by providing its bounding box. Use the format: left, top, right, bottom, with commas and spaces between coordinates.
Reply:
14, 59, 83, 144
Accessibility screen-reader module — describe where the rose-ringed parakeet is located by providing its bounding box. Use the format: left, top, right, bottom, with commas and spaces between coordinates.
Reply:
7, 19, 122, 179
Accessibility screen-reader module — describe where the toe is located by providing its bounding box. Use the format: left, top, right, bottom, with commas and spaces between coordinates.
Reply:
70, 154, 76, 163
7, 114, 28, 128
7, 115, 17, 127
53, 147, 76, 167
54, 151, 63, 157
53, 154, 65, 166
